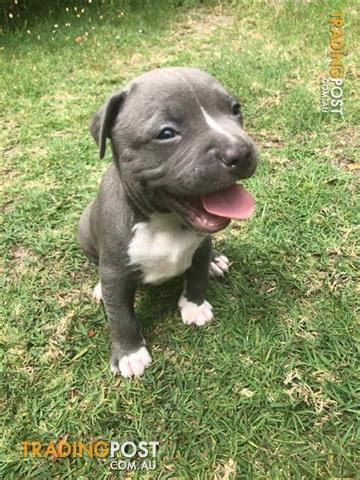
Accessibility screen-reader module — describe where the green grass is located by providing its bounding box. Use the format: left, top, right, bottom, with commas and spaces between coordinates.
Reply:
1, 1, 359, 478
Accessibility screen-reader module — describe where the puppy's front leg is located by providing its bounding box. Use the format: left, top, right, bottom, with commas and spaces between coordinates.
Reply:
178, 237, 214, 326
99, 263, 151, 378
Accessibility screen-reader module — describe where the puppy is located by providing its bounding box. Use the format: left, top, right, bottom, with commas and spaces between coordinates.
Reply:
78, 67, 257, 378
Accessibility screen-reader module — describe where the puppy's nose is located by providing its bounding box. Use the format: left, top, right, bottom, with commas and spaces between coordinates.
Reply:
221, 143, 253, 168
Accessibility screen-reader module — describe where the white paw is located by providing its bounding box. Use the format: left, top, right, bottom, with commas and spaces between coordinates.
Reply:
209, 254, 230, 277
110, 346, 152, 378
178, 294, 214, 326
92, 281, 103, 303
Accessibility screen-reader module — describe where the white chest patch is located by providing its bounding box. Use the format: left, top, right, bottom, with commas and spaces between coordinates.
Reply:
127, 214, 204, 285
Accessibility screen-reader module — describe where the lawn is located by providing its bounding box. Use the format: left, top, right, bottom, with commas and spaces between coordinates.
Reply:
1, 1, 359, 478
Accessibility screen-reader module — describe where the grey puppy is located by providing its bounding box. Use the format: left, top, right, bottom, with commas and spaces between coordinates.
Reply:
79, 67, 257, 378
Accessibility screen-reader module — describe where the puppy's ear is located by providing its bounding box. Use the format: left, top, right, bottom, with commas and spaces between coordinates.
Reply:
90, 90, 127, 159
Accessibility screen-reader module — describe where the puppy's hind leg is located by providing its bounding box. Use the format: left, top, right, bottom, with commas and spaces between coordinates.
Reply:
209, 248, 230, 277
79, 204, 103, 304
78, 202, 99, 265
92, 281, 103, 304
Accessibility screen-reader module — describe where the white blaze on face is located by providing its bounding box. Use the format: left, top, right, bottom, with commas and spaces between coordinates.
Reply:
200, 106, 236, 141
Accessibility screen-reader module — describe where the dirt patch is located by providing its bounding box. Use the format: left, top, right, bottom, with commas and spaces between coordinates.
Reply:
43, 91, 77, 108
171, 8, 232, 40
9, 246, 36, 273
110, 7, 233, 79
284, 369, 338, 415
44, 310, 75, 361
253, 129, 284, 149
2, 146, 22, 159
214, 458, 237, 480
1, 164, 20, 189
24, 176, 55, 191
314, 126, 360, 174
334, 127, 360, 150
0, 117, 20, 134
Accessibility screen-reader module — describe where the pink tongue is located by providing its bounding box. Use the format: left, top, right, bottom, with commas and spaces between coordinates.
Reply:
201, 184, 255, 220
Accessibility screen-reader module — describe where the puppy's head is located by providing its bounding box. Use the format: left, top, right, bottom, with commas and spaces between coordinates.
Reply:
91, 67, 257, 233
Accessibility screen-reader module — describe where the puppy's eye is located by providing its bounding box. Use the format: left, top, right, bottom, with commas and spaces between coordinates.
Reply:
232, 103, 241, 116
157, 128, 177, 140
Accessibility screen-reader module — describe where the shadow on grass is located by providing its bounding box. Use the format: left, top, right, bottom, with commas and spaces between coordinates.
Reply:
134, 242, 307, 344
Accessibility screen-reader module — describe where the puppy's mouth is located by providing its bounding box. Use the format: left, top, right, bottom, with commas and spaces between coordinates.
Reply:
164, 184, 255, 233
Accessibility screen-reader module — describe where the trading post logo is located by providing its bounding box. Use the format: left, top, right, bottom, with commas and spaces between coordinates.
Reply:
320, 12, 344, 115
21, 439, 159, 471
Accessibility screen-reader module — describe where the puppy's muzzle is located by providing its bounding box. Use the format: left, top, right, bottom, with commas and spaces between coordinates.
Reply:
214, 140, 258, 179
